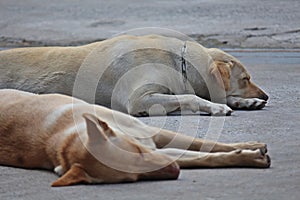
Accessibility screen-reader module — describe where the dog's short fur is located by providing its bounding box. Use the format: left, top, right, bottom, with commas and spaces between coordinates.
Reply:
0, 35, 268, 116
0, 89, 270, 186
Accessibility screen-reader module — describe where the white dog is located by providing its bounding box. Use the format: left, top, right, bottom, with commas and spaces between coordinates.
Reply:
0, 35, 268, 116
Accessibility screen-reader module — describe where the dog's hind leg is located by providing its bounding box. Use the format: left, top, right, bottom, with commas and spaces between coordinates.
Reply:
156, 148, 271, 168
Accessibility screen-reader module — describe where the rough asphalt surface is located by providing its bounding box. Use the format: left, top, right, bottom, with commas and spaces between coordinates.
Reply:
0, 1, 300, 200
0, 0, 299, 48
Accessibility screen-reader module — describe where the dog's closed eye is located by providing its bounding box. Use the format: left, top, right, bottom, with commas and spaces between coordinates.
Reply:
238, 77, 251, 88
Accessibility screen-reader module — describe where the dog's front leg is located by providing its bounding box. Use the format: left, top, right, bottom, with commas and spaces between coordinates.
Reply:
152, 128, 268, 153
156, 148, 271, 168
227, 96, 267, 110
128, 93, 232, 116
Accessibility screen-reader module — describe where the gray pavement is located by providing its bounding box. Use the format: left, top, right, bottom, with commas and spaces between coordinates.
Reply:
0, 1, 300, 200
0, 0, 300, 48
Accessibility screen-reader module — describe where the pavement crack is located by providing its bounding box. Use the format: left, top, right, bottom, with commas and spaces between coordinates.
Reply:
246, 28, 300, 38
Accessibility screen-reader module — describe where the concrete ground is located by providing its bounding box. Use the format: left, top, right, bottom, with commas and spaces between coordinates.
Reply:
0, 0, 299, 48
0, 1, 300, 200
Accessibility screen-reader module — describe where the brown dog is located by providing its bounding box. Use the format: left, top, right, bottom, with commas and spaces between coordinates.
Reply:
0, 35, 268, 116
0, 89, 270, 186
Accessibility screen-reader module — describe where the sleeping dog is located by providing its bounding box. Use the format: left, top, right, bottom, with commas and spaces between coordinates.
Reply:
0, 89, 270, 186
0, 35, 268, 116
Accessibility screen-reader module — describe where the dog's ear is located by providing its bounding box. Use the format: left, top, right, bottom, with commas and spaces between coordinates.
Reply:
210, 61, 232, 91
51, 164, 91, 187
83, 113, 116, 143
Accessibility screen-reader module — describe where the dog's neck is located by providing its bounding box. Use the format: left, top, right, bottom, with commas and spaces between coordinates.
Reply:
45, 128, 86, 171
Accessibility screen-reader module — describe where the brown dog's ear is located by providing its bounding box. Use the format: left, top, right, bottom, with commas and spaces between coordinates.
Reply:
51, 164, 91, 187
82, 113, 116, 143
210, 61, 231, 91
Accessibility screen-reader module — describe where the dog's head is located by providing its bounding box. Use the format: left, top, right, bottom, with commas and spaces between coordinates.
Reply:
207, 48, 269, 102
51, 113, 179, 187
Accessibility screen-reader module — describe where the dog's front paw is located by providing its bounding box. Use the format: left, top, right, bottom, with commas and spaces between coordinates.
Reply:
54, 165, 65, 176
234, 149, 271, 168
232, 141, 268, 154
242, 98, 267, 110
209, 103, 233, 116
228, 97, 267, 110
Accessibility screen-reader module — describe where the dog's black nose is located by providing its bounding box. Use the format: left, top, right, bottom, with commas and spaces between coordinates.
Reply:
260, 93, 269, 101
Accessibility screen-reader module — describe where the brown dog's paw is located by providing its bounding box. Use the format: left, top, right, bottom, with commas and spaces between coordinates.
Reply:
238, 149, 271, 168
233, 141, 268, 154
253, 150, 271, 168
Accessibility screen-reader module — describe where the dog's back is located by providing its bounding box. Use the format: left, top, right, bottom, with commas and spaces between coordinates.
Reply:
0, 90, 50, 168
0, 90, 86, 169
0, 46, 90, 95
